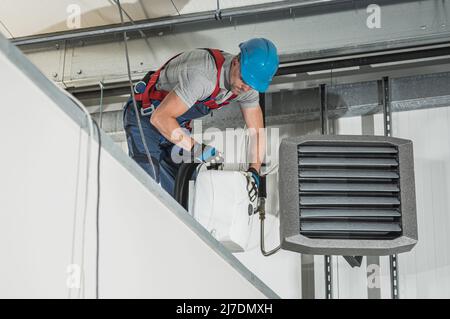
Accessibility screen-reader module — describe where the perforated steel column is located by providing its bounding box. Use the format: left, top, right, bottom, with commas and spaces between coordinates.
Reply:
383, 76, 400, 300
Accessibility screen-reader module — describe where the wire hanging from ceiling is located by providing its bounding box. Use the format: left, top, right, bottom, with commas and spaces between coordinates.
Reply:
170, 0, 181, 16
0, 19, 14, 39
215, 0, 222, 20
114, 0, 157, 180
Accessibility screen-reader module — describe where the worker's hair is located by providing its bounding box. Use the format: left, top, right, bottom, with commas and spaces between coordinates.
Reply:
234, 53, 241, 64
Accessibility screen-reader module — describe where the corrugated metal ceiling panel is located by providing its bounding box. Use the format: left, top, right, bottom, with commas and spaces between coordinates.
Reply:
0, 0, 285, 38
170, 0, 281, 14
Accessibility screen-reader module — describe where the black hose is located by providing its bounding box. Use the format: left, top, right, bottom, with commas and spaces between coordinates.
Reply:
174, 163, 200, 210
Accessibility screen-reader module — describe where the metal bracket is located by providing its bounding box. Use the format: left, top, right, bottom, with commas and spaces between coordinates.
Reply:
98, 81, 104, 128
343, 256, 364, 268
215, 0, 222, 20
325, 255, 333, 299
319, 84, 328, 135
390, 254, 400, 299
320, 84, 333, 299
382, 76, 392, 137
382, 76, 400, 299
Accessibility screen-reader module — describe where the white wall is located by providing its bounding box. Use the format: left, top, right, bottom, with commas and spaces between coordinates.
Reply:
392, 107, 450, 298
215, 101, 450, 299
234, 121, 323, 299
325, 110, 450, 299
0, 36, 276, 299
323, 114, 392, 299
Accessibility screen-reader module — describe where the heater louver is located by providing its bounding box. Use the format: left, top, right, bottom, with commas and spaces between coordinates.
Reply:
298, 143, 402, 240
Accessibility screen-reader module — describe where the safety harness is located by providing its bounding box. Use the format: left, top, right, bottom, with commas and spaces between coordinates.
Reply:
134, 48, 237, 113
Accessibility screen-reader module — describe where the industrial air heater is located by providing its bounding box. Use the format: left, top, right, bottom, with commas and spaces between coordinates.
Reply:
279, 135, 418, 256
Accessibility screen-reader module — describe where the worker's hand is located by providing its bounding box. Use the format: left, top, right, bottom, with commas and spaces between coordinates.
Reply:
191, 142, 224, 164
246, 167, 260, 203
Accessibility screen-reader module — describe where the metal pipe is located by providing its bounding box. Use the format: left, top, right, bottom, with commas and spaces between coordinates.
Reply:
259, 198, 281, 257
12, 0, 350, 46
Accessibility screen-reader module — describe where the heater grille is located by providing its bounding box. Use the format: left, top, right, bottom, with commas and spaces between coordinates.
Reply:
298, 142, 402, 240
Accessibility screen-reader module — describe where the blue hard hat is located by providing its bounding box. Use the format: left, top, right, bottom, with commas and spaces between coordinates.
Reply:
239, 38, 279, 92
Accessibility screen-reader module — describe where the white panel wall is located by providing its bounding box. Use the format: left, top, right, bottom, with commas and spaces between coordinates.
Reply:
233, 121, 324, 298
328, 114, 392, 299
111, 113, 306, 298
392, 107, 450, 298
330, 109, 450, 299
0, 39, 275, 299
225, 104, 450, 299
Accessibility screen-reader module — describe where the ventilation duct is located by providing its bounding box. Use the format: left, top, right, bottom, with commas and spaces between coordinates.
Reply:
279, 135, 417, 256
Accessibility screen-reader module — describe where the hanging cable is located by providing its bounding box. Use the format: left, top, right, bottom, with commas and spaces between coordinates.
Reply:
55, 85, 93, 299
215, 0, 222, 20
56, 84, 102, 299
93, 120, 101, 300
54, 34, 99, 298
115, 0, 157, 180
0, 19, 14, 39
98, 82, 104, 129
108, 0, 155, 55
170, 0, 181, 16
108, 0, 148, 39
68, 127, 82, 300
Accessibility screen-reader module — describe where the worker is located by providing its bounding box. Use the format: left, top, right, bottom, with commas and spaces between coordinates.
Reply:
123, 38, 279, 200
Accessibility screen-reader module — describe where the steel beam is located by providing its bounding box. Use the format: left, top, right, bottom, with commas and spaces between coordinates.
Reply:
12, 0, 444, 52
390, 254, 400, 299
319, 84, 328, 135
325, 255, 333, 299
319, 83, 334, 299
11, 0, 355, 47
382, 76, 392, 137
68, 42, 450, 101
277, 45, 450, 76
382, 76, 400, 299
301, 254, 315, 299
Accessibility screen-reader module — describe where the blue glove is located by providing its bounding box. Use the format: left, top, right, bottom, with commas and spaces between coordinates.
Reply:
246, 167, 260, 202
191, 142, 224, 164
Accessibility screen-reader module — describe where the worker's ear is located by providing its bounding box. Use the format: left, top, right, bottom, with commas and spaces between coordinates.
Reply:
232, 56, 239, 66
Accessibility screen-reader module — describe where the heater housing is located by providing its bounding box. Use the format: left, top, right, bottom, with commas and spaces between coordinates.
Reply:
279, 135, 417, 256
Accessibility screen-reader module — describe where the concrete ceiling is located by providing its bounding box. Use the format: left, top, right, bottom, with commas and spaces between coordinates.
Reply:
0, 0, 282, 38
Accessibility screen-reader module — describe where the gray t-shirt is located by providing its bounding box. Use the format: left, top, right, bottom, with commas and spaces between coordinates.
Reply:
155, 49, 260, 109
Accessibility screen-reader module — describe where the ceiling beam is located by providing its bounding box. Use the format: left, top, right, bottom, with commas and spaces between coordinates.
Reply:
10, 0, 375, 47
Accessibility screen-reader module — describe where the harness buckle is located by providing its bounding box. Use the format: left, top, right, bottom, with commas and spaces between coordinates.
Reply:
134, 81, 147, 94
140, 104, 156, 116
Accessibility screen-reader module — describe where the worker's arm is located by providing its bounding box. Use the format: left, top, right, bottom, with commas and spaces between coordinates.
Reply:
150, 90, 194, 151
241, 105, 265, 172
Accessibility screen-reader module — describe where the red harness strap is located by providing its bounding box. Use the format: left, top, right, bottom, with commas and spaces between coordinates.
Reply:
138, 53, 181, 109
135, 49, 237, 110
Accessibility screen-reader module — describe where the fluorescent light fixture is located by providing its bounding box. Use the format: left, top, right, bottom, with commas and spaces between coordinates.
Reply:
370, 55, 450, 67
307, 66, 360, 75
